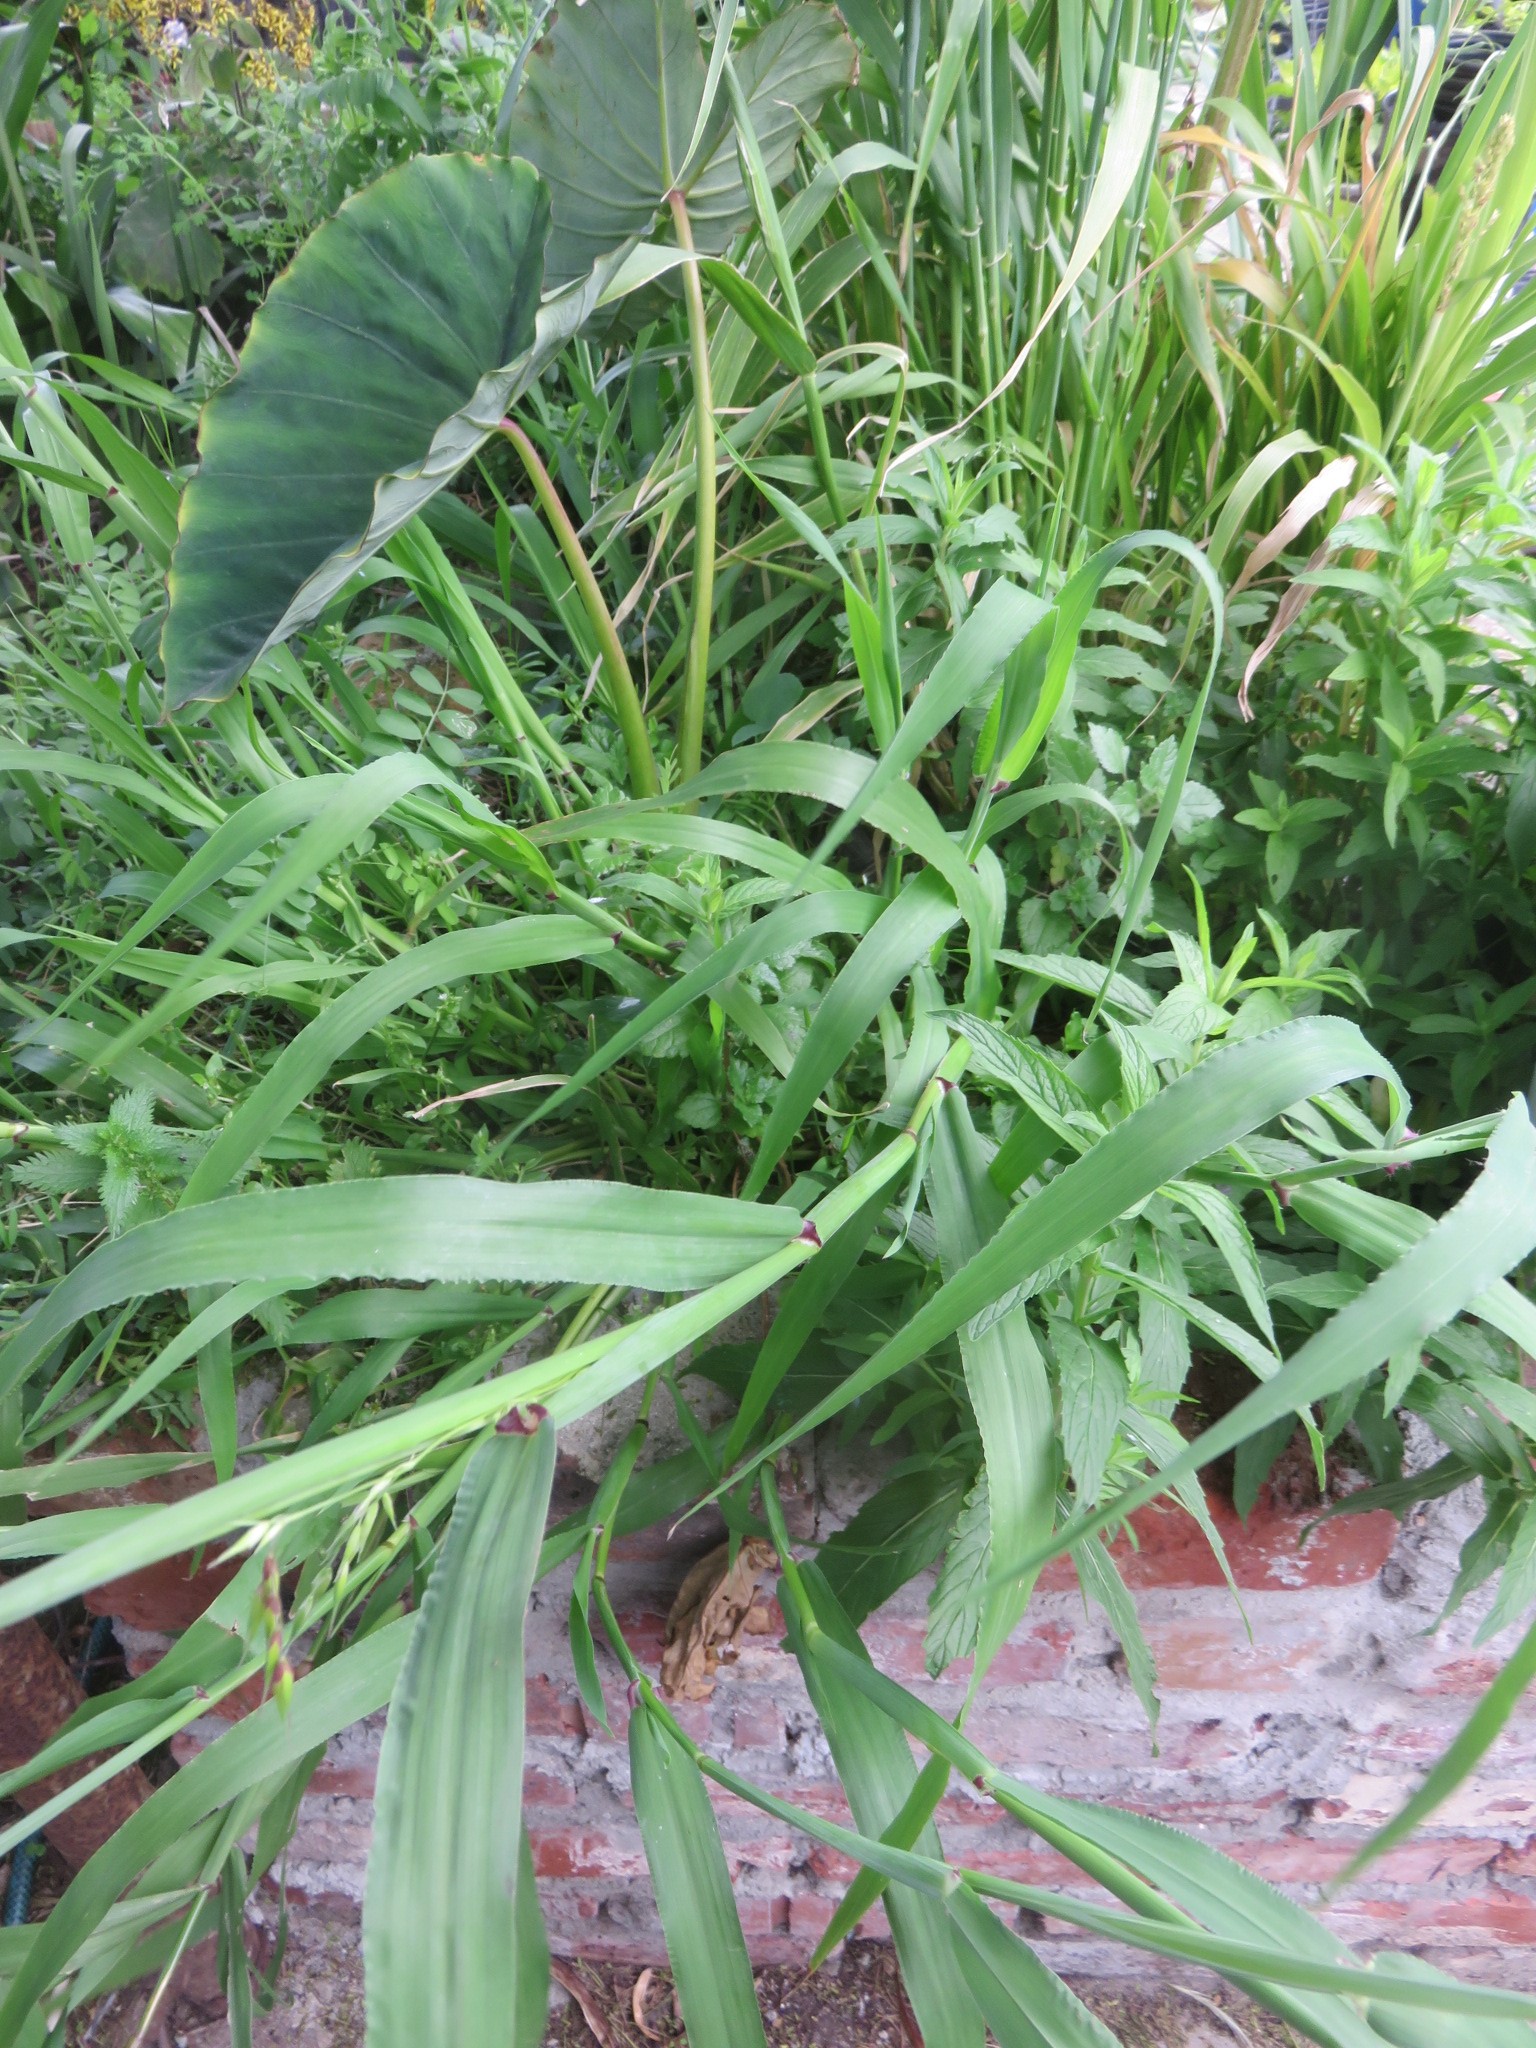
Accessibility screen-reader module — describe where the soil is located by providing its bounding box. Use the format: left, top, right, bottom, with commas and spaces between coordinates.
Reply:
62, 1901, 1298, 2047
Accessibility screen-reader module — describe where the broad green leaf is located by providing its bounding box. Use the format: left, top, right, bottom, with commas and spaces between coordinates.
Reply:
0, 1179, 826, 1630
498, 0, 855, 289
0, 1089, 956, 1633
722, 1182, 887, 1465
0, 746, 218, 831
0, 1451, 212, 1501
285, 1285, 539, 1345
957, 1865, 1536, 2026
0, 1890, 200, 2006
1052, 1320, 1127, 1506
365, 1423, 554, 2048
926, 1472, 992, 1676
1363, 1952, 1536, 2048
928, 1093, 1056, 1674
110, 174, 223, 302
163, 155, 554, 705
786, 1568, 985, 2048
0, 1693, 201, 1805
1071, 1531, 1161, 1737
512, 1830, 551, 2048
700, 258, 816, 374
795, 581, 1046, 887
807, 1753, 952, 1970
1166, 1180, 1276, 1345
630, 1701, 769, 2048
815, 1465, 970, 1624
956, 1015, 1099, 1155
0, 0, 67, 154
70, 1278, 286, 1460
0, 1177, 803, 1398
678, 739, 997, 940
746, 1018, 1399, 1465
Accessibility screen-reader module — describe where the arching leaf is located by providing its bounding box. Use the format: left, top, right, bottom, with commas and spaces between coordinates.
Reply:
498, 0, 856, 290
162, 153, 557, 707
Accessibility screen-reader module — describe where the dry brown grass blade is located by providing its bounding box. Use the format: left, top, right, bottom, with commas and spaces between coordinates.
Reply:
631, 1966, 663, 2041
551, 1958, 615, 2046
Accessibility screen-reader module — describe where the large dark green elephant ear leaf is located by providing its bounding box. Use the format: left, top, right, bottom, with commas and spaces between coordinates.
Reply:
163, 153, 555, 708
498, 0, 855, 291
685, 5, 861, 247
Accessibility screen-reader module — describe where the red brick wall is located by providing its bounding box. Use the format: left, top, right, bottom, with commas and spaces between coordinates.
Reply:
102, 1437, 1536, 1987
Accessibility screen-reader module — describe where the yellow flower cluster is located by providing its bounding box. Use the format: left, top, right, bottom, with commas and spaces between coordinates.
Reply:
100, 0, 316, 86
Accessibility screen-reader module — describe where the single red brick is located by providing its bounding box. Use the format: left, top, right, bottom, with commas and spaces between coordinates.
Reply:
208, 1667, 301, 1722
726, 1838, 799, 1878
733, 1704, 785, 1751
1419, 1654, 1507, 1695
525, 1675, 588, 1740
960, 1846, 1085, 1887
732, 1896, 788, 1939
531, 1830, 647, 1880
862, 1616, 1072, 1686
612, 1608, 670, 1663
857, 1619, 932, 1679
1037, 1490, 1396, 1595
307, 1761, 377, 1799
82, 1552, 238, 1632
523, 1767, 578, 1809
937, 1792, 1011, 1829
1368, 1837, 1500, 1884
665, 1698, 714, 1743
789, 1893, 840, 1944
1325, 1890, 1536, 1944
1139, 1615, 1331, 1691
806, 1842, 859, 1885
987, 1622, 1073, 1685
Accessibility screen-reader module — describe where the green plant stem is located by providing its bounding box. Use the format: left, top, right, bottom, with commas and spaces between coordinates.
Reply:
0, 122, 71, 360
1192, 0, 1266, 206
499, 418, 659, 799
668, 189, 717, 789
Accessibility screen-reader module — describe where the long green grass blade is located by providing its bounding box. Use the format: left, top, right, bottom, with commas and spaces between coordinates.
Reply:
786, 1566, 984, 2048
0, 1622, 411, 2037
943, 1884, 1121, 2048
1, 1177, 803, 1397
630, 1700, 769, 2048
928, 1091, 1055, 1674
364, 1423, 554, 2048
1338, 1610, 1536, 1884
